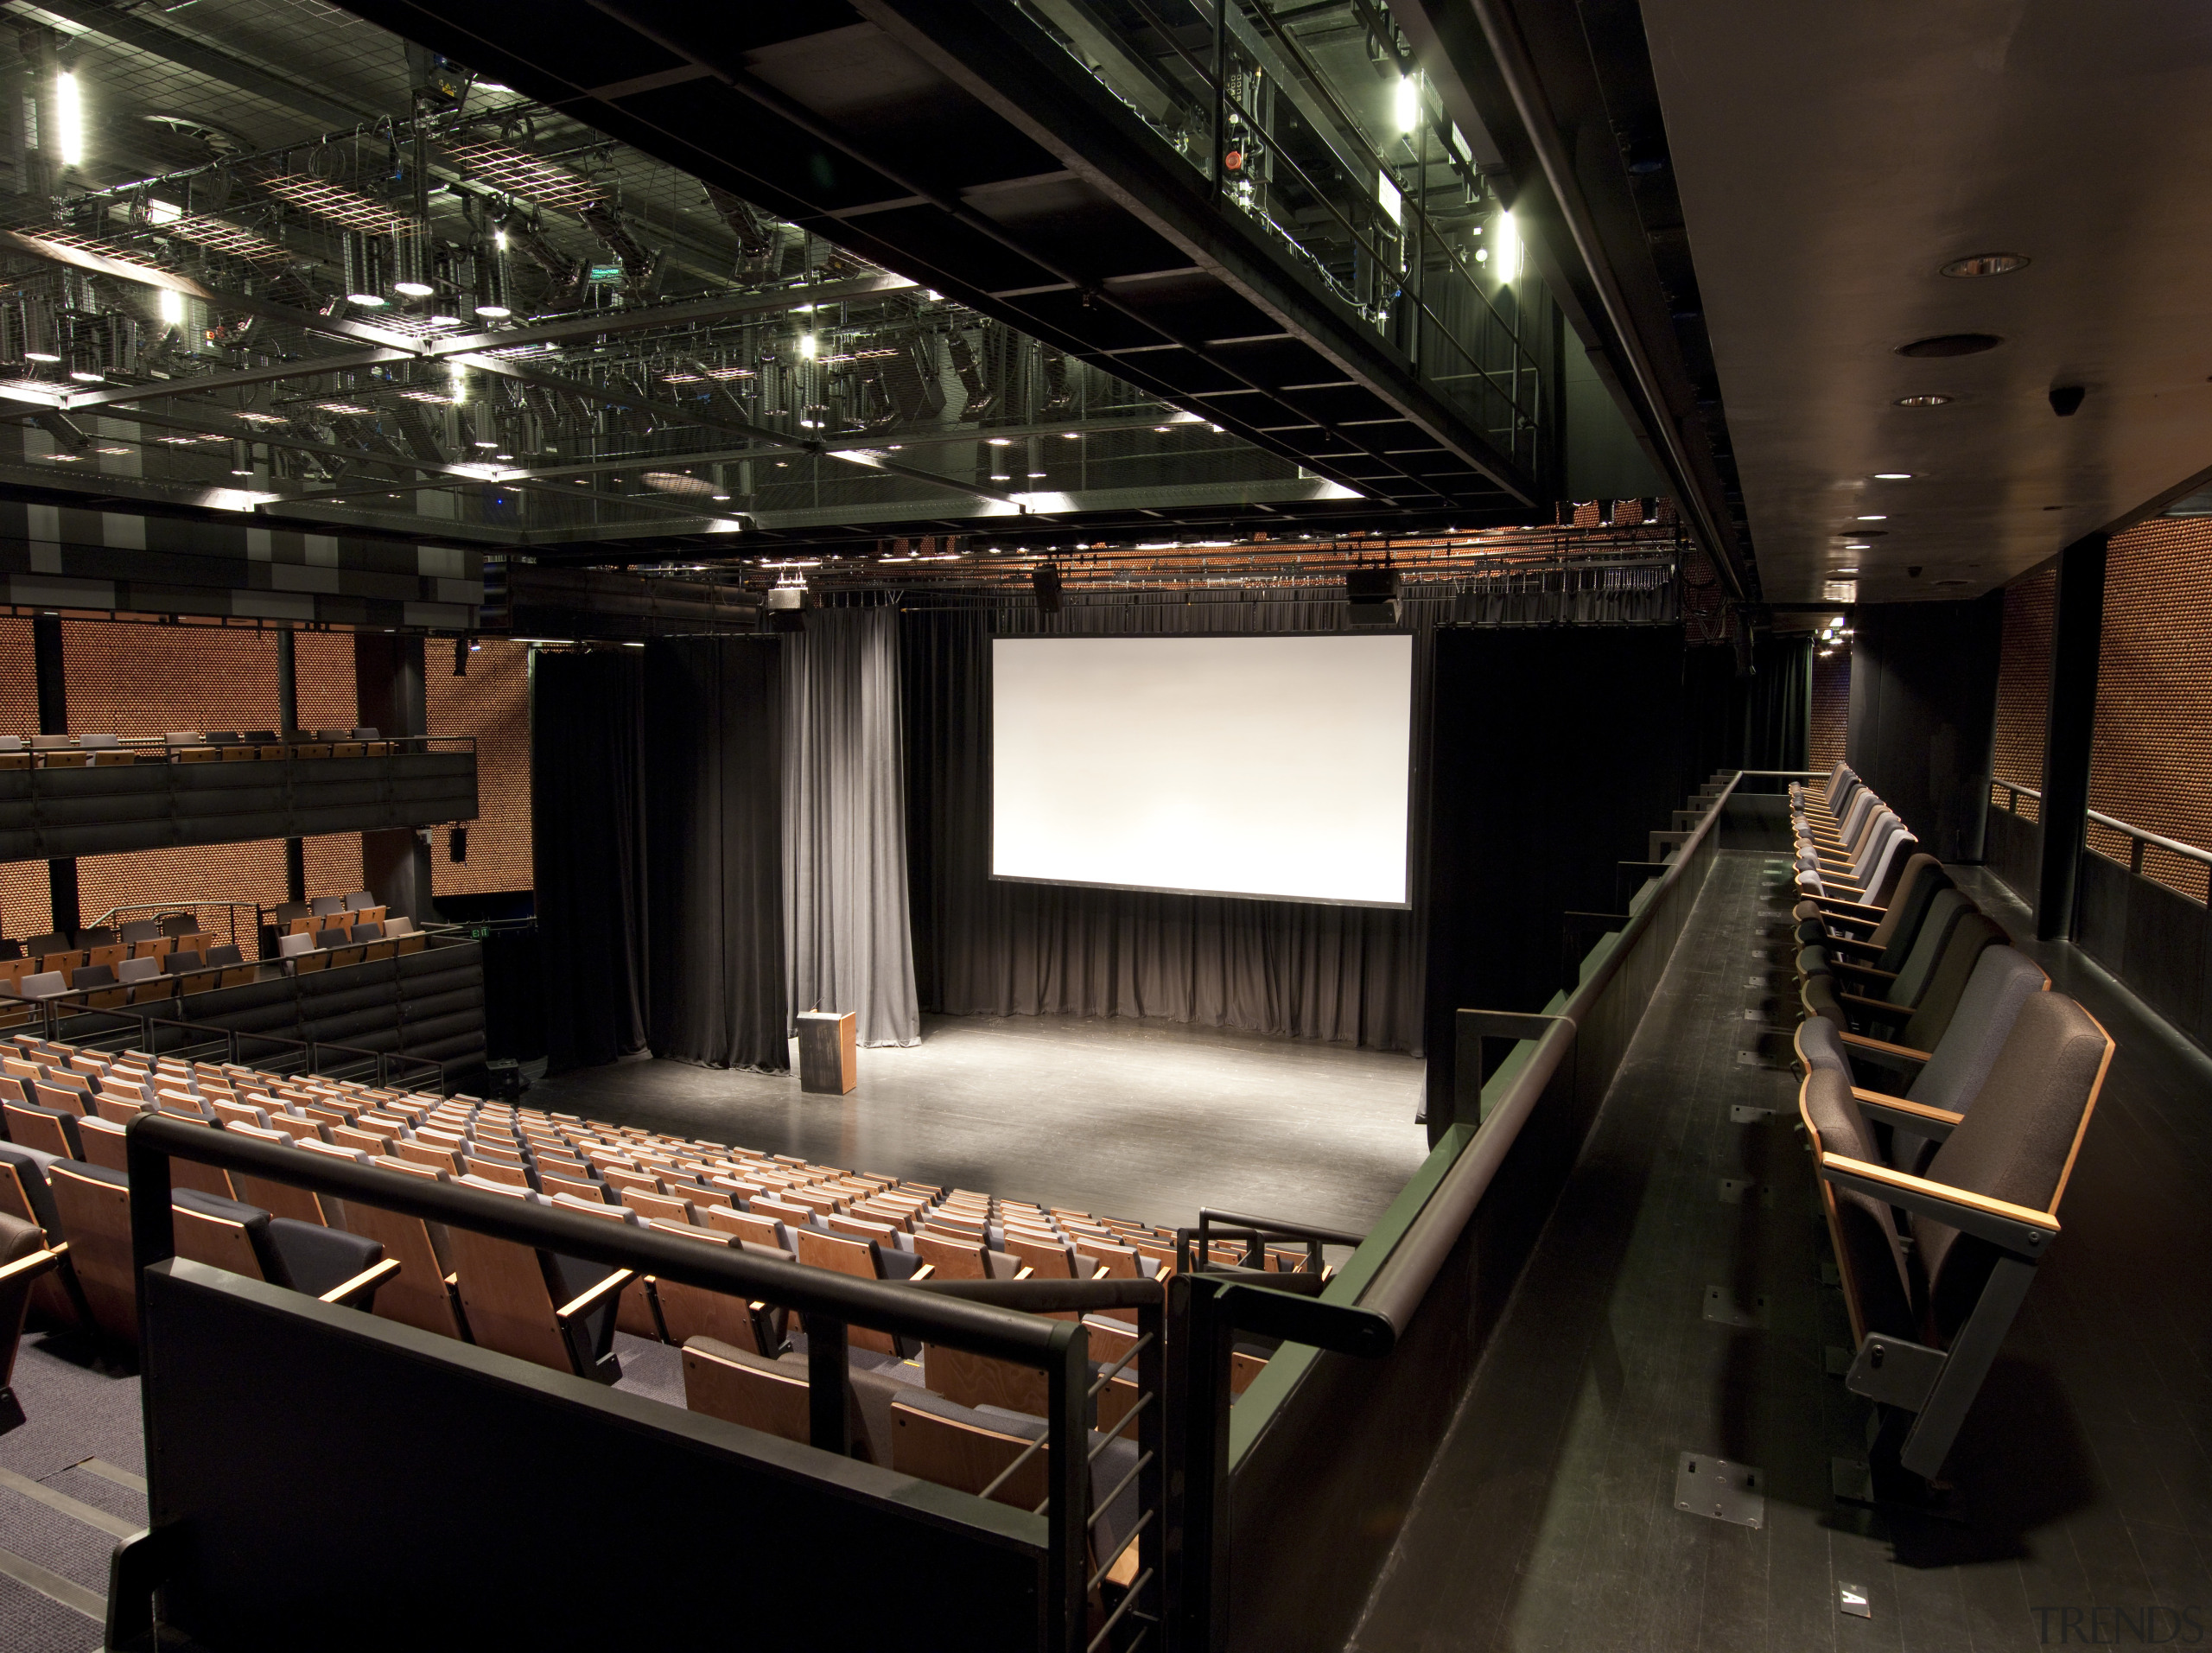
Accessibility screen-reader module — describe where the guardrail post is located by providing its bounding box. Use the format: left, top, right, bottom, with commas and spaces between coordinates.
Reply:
805, 1315, 849, 1457
1165, 1271, 1232, 1653
1048, 1319, 1089, 1653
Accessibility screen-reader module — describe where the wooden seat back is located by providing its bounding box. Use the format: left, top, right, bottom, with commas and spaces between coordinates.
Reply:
681, 1337, 812, 1443
890, 1400, 1049, 1509
45, 1163, 137, 1346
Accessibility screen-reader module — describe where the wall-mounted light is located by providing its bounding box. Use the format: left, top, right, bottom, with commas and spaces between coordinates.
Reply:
1394, 76, 1419, 135
1491, 211, 1520, 281
54, 72, 84, 168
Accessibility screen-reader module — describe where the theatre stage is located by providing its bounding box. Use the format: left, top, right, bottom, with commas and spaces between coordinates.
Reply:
528, 1012, 1431, 1240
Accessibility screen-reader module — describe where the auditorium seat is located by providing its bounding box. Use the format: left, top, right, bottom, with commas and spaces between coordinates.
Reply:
0, 1208, 59, 1432
43, 1160, 138, 1345
331, 1166, 470, 1340
4, 1099, 82, 1159
1800, 991, 2114, 1478
440, 1182, 630, 1382
1804, 904, 2005, 1054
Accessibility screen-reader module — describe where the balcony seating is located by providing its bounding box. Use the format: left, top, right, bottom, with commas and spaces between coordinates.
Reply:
1797, 990, 2113, 1479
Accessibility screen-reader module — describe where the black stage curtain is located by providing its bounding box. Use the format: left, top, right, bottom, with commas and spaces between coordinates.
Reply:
903, 597, 1446, 1053
1681, 633, 1813, 787
1423, 625, 1688, 1112
1848, 596, 2002, 861
645, 639, 790, 1072
533, 650, 649, 1072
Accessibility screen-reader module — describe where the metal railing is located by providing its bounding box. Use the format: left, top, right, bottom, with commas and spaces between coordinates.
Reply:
87, 900, 254, 950
1992, 779, 2212, 903
2, 1005, 447, 1091
118, 1114, 1160, 1652
1167, 769, 1745, 1650
1013, 0, 1545, 469
2, 732, 476, 762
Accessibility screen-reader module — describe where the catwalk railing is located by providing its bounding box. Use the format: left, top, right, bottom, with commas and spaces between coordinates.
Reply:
1988, 781, 2212, 1054
1175, 767, 1765, 1653
108, 1114, 1164, 1653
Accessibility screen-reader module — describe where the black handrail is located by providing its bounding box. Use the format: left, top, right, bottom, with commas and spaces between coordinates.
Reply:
121, 1113, 1143, 1652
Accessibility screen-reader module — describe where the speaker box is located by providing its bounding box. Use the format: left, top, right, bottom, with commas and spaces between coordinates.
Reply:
1033, 563, 1063, 614
1346, 567, 1400, 626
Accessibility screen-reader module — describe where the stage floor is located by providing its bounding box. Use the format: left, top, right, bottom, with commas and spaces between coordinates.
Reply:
527, 1012, 1432, 1239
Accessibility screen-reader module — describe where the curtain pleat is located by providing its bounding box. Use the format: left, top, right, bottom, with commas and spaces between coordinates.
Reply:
645, 639, 789, 1071
532, 651, 649, 1073
782, 608, 922, 1047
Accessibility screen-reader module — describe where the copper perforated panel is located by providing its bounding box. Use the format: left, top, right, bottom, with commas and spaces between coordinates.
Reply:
2088, 520, 2212, 897
0, 615, 531, 943
1993, 564, 2054, 806
1808, 650, 1848, 779
426, 638, 532, 897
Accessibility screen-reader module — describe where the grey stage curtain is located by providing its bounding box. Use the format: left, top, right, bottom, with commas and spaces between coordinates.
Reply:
782, 607, 921, 1047
532, 650, 649, 1073
645, 639, 790, 1072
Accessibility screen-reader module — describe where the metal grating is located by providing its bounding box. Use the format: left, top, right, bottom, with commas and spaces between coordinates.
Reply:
438, 139, 606, 211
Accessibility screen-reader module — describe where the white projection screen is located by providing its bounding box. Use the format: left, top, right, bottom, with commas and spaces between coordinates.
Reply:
991, 633, 1414, 906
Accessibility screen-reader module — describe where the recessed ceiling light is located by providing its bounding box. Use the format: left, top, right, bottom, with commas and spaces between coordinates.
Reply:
1896, 393, 1953, 407
1844, 541, 1872, 549
1856, 515, 1886, 521
1941, 253, 2030, 278
1835, 567, 1859, 574
1873, 472, 1913, 480
1896, 334, 2001, 359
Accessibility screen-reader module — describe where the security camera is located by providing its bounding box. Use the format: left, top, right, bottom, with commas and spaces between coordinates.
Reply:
2050, 385, 2086, 417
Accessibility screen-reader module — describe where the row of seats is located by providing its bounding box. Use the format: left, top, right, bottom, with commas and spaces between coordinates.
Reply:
1785, 766, 2114, 1480
3, 912, 219, 963
0, 1038, 1218, 1576
0, 728, 394, 768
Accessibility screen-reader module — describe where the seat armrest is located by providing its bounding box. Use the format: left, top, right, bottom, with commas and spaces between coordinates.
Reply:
0, 1246, 62, 1288
1822, 934, 1884, 956
1829, 958, 1898, 982
318, 1256, 403, 1307
1839, 1030, 1930, 1064
1808, 895, 1887, 919
1818, 1152, 2058, 1256
555, 1268, 636, 1322
1848, 1088, 1962, 1138
1839, 989, 1911, 1018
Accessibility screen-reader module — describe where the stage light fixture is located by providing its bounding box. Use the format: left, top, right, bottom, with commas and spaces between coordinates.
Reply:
157, 287, 185, 327
1395, 75, 1419, 133
343, 233, 391, 307
393, 230, 435, 298
474, 244, 512, 319
1033, 563, 1063, 614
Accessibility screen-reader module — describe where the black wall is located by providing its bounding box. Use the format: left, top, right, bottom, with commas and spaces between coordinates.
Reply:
1422, 625, 1687, 1111
1846, 596, 2002, 862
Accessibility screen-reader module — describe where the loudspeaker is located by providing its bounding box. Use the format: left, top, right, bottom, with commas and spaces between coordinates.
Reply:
1033, 563, 1063, 614
1346, 567, 1400, 626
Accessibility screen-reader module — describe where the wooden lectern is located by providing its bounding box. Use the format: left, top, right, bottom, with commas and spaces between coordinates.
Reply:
796, 1009, 858, 1095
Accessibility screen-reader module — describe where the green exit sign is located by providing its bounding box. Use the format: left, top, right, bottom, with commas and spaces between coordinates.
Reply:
588, 264, 623, 282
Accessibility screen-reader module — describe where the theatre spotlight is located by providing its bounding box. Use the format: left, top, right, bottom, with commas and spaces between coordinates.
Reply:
1033, 563, 1063, 614
1345, 566, 1400, 626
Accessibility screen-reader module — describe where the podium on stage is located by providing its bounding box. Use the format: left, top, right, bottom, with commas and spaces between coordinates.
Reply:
796, 1009, 858, 1095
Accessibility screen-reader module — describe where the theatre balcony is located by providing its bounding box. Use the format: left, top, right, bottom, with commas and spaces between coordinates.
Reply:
0, 734, 478, 862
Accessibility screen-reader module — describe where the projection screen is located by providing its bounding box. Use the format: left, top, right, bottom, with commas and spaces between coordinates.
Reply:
991, 633, 1414, 906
